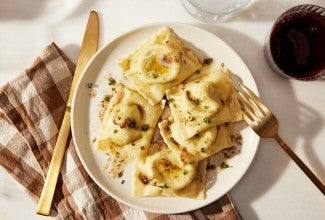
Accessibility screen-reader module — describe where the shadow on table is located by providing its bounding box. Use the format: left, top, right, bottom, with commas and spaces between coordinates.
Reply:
0, 0, 42, 20
62, 43, 80, 65
0, 0, 98, 21
194, 23, 324, 219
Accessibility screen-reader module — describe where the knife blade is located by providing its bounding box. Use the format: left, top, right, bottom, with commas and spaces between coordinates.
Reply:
36, 11, 99, 216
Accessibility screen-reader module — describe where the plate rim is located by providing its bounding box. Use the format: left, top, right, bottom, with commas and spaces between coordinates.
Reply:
71, 22, 260, 214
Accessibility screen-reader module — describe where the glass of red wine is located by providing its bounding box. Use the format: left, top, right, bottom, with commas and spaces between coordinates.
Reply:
265, 4, 325, 81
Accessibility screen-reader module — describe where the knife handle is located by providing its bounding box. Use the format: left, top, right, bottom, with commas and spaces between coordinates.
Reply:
36, 111, 71, 215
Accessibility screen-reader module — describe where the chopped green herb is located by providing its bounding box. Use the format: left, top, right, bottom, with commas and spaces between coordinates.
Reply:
183, 169, 188, 175
165, 40, 169, 44
104, 95, 110, 102
203, 105, 209, 109
108, 77, 116, 85
220, 161, 232, 169
203, 58, 213, 65
201, 148, 206, 153
87, 83, 93, 88
111, 87, 116, 91
92, 138, 97, 143
113, 129, 118, 134
173, 103, 177, 108
158, 183, 169, 189
203, 117, 211, 124
152, 73, 158, 78
194, 98, 200, 105
221, 62, 225, 68
141, 124, 149, 131
121, 180, 125, 184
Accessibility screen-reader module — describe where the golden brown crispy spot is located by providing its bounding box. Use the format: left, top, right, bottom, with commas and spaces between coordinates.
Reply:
180, 148, 195, 164
170, 137, 179, 146
138, 172, 150, 185
185, 90, 195, 102
137, 104, 145, 118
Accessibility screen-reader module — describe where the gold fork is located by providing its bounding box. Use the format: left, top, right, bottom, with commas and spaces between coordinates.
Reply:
235, 83, 325, 195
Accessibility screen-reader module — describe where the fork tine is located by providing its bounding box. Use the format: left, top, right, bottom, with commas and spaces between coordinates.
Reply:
237, 98, 257, 125
235, 84, 264, 120
237, 83, 269, 114
236, 86, 265, 120
236, 90, 258, 118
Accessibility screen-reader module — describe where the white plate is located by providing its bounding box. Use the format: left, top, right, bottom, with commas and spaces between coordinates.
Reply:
71, 23, 260, 214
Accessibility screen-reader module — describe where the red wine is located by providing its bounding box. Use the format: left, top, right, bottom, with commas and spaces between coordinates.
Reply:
268, 5, 325, 80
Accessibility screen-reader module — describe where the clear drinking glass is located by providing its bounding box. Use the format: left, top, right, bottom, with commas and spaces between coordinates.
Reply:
180, 0, 253, 22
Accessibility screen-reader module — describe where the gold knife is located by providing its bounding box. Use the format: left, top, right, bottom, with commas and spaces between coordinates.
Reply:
36, 11, 99, 216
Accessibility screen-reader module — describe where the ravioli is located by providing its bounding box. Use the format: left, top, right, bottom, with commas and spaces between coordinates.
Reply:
166, 68, 242, 140
133, 142, 206, 199
119, 26, 202, 105
159, 117, 234, 165
97, 27, 245, 200
97, 84, 165, 162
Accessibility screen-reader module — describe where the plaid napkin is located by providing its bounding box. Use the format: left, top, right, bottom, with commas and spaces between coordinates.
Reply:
0, 43, 240, 220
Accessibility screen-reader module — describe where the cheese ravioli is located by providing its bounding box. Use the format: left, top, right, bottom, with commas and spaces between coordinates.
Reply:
133, 142, 206, 199
97, 84, 165, 162
166, 68, 242, 140
119, 26, 202, 105
159, 117, 235, 165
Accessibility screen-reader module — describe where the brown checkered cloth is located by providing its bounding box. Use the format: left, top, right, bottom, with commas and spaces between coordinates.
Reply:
0, 43, 240, 220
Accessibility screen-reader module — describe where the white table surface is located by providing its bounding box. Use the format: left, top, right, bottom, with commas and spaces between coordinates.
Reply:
1, 0, 325, 219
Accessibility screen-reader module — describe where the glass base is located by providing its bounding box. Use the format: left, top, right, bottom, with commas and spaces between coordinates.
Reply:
180, 0, 251, 22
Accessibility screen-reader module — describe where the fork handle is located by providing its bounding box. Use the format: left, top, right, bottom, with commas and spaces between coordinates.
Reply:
274, 134, 325, 195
